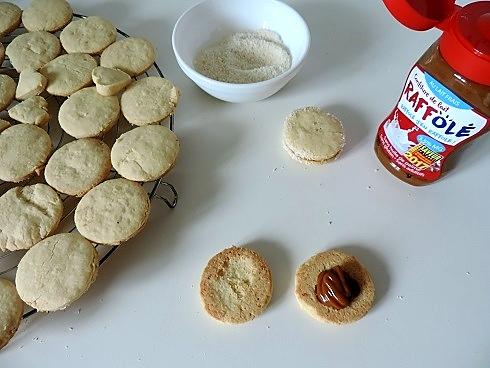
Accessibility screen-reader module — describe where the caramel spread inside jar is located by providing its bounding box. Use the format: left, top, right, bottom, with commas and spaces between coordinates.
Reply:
375, 41, 490, 185
315, 266, 360, 309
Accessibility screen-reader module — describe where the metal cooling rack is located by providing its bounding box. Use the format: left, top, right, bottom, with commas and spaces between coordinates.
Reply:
0, 14, 179, 319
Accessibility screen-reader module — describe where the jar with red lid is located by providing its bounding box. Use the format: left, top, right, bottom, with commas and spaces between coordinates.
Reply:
375, 0, 490, 185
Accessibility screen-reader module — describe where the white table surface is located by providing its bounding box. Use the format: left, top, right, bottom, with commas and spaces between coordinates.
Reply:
2, 0, 489, 367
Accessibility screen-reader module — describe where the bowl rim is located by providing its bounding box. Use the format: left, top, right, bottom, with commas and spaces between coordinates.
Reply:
171, 0, 311, 89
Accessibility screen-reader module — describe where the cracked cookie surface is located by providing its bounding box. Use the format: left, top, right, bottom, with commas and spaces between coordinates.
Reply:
15, 233, 98, 312
74, 178, 150, 245
0, 183, 63, 251
111, 125, 179, 182
0, 124, 52, 182
59, 87, 120, 138
45, 138, 111, 196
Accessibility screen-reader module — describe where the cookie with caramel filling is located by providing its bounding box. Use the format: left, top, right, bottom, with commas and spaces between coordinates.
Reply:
295, 249, 374, 324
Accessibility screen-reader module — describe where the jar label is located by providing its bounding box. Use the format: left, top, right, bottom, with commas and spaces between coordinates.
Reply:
377, 65, 489, 181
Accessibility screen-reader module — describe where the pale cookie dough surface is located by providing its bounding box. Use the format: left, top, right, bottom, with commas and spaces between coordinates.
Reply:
15, 70, 47, 100
60, 16, 116, 54
40, 53, 97, 97
100, 37, 155, 77
92, 66, 131, 96
121, 77, 179, 126
0, 74, 15, 111
0, 119, 10, 132
45, 138, 111, 196
200, 246, 273, 324
8, 96, 49, 126
15, 233, 98, 312
0, 2, 22, 37
283, 107, 345, 165
5, 31, 61, 72
0, 279, 23, 350
0, 124, 52, 182
59, 87, 120, 138
111, 125, 180, 182
0, 42, 4, 65
75, 178, 150, 245
295, 250, 375, 324
0, 183, 63, 252
22, 0, 72, 32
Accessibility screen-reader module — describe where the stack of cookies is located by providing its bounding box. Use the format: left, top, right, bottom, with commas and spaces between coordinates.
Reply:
0, 0, 181, 349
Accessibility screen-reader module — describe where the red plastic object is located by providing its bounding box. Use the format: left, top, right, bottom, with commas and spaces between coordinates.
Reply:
383, 0, 490, 86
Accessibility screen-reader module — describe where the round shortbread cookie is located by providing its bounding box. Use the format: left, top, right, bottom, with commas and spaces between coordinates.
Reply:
0, 124, 52, 182
92, 66, 131, 96
0, 183, 63, 252
0, 279, 23, 350
295, 250, 375, 324
22, 0, 72, 32
15, 70, 47, 100
283, 107, 345, 165
40, 53, 97, 97
0, 74, 15, 112
45, 138, 111, 196
100, 37, 156, 77
0, 2, 22, 38
59, 87, 120, 138
60, 16, 116, 54
200, 246, 273, 324
8, 96, 49, 126
121, 77, 179, 126
111, 125, 180, 182
0, 119, 10, 132
75, 178, 150, 245
15, 233, 98, 312
5, 31, 61, 73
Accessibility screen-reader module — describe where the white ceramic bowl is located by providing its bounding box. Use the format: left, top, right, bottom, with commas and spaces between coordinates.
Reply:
172, 0, 310, 103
